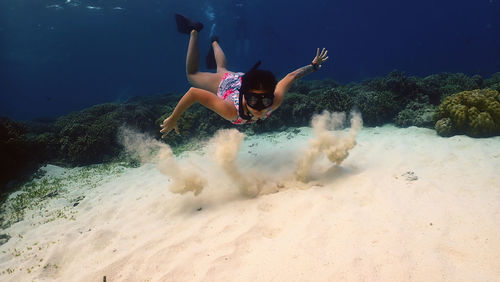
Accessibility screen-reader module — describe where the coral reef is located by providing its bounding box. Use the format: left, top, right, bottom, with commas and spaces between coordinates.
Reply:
0, 118, 28, 193
353, 89, 399, 126
434, 118, 454, 137
394, 98, 436, 128
289, 79, 339, 94
358, 71, 429, 126
0, 118, 43, 196
363, 70, 421, 104
53, 102, 161, 165
484, 72, 500, 92
314, 87, 354, 113
418, 73, 483, 104
434, 89, 500, 137
279, 93, 318, 126
358, 71, 486, 127
3, 71, 500, 193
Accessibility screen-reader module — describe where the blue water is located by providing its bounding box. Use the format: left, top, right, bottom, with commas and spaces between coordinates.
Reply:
1, 0, 499, 120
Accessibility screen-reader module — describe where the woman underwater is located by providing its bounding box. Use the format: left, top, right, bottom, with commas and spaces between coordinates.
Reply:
160, 14, 329, 138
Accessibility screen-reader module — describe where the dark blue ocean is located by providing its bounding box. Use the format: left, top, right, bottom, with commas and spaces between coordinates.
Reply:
1, 0, 499, 120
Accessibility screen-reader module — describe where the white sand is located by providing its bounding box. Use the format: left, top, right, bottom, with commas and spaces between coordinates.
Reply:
1, 122, 499, 281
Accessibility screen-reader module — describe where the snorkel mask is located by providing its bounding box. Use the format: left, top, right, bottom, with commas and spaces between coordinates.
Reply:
239, 61, 277, 119
244, 90, 274, 110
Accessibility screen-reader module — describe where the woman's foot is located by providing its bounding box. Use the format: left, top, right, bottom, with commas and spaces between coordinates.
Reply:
175, 13, 203, 34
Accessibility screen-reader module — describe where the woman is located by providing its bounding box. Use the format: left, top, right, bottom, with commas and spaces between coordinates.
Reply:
160, 14, 329, 138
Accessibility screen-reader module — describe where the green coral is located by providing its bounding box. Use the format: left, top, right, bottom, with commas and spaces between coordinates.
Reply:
314, 87, 353, 113
364, 71, 420, 97
484, 72, 500, 92
353, 89, 399, 126
418, 73, 482, 104
289, 79, 339, 94
282, 93, 318, 126
434, 89, 500, 137
53, 102, 160, 165
394, 100, 436, 128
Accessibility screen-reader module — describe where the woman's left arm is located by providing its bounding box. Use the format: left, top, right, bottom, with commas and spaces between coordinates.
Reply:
272, 48, 329, 109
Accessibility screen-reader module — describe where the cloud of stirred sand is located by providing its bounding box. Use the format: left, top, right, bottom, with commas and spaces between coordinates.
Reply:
120, 111, 362, 197
119, 127, 206, 196
295, 111, 363, 181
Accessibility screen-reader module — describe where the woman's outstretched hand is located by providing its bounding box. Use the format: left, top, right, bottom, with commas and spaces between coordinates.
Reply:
160, 116, 179, 139
312, 48, 329, 68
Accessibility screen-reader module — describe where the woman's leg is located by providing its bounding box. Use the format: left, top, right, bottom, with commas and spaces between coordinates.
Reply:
186, 30, 225, 94
212, 41, 228, 73
185, 30, 200, 75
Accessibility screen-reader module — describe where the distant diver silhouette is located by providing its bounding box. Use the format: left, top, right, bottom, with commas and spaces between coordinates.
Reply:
232, 0, 249, 57
204, 3, 218, 70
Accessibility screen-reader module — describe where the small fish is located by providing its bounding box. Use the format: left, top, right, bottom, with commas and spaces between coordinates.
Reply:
86, 6, 102, 10
112, 7, 124, 10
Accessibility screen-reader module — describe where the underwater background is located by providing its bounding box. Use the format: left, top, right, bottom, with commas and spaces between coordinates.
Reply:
1, 3, 500, 279
1, 0, 499, 120
1, 0, 500, 193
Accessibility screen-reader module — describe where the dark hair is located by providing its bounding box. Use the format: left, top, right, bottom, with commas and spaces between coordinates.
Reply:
238, 61, 277, 120
241, 69, 277, 94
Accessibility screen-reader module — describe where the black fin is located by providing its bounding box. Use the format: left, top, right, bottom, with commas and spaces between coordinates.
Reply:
206, 45, 217, 69
210, 35, 219, 43
174, 13, 203, 34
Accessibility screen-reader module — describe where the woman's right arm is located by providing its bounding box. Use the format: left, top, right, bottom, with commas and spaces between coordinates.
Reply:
272, 48, 329, 110
160, 87, 237, 138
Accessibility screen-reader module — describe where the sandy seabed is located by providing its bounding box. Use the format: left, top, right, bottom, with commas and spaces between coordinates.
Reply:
0, 122, 499, 281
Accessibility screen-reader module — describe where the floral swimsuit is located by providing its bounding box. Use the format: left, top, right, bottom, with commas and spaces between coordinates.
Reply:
217, 72, 273, 125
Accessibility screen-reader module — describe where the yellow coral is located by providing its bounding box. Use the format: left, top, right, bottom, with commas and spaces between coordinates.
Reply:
435, 88, 500, 137
470, 112, 495, 136
450, 104, 468, 130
